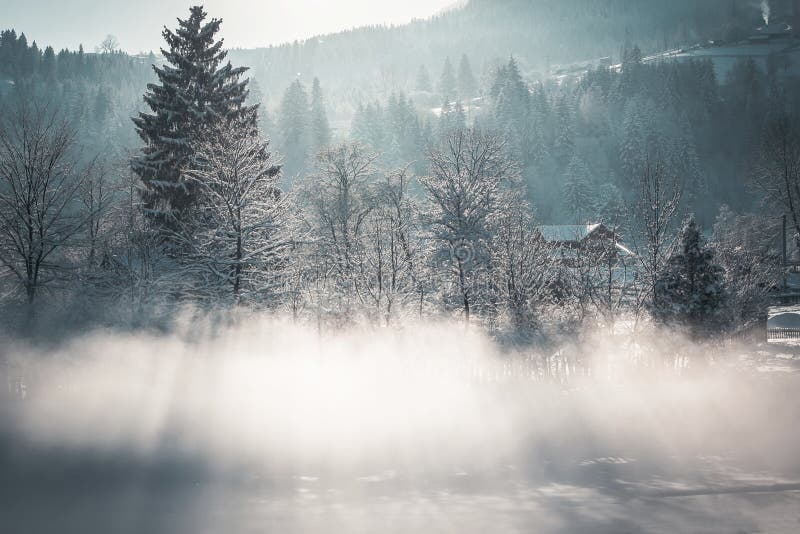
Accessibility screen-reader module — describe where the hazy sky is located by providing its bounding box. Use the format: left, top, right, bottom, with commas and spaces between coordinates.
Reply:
3, 0, 456, 53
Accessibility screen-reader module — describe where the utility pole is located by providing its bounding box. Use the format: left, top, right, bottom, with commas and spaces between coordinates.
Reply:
783, 214, 788, 290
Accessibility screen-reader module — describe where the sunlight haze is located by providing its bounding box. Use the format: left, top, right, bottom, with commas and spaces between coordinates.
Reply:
2, 0, 456, 53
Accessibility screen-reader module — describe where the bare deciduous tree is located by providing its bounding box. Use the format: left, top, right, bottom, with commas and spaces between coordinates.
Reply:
571, 228, 638, 333
0, 104, 92, 308
631, 160, 682, 308
361, 167, 427, 325
79, 161, 114, 270
490, 199, 556, 336
298, 142, 378, 323
171, 128, 289, 306
98, 35, 120, 55
712, 205, 782, 330
420, 128, 518, 323
752, 113, 800, 236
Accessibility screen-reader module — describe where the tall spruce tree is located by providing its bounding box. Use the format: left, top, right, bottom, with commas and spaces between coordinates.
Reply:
310, 77, 332, 154
457, 54, 477, 100
439, 57, 457, 104
438, 99, 466, 138
41, 45, 56, 81
562, 154, 594, 223
650, 216, 727, 338
416, 64, 432, 93
492, 56, 531, 163
278, 78, 310, 178
132, 5, 256, 222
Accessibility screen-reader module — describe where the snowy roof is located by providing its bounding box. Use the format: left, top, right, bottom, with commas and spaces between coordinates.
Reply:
536, 224, 603, 243
615, 242, 635, 256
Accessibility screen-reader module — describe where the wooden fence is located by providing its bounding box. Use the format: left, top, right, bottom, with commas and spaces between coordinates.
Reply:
767, 328, 800, 340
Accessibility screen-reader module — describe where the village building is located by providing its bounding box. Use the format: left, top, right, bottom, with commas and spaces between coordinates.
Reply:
535, 223, 634, 265
748, 22, 795, 44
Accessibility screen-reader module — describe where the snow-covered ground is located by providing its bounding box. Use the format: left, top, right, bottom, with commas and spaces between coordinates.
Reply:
544, 36, 800, 85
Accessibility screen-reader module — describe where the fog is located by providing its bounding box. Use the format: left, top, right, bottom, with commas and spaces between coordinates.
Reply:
2, 317, 800, 533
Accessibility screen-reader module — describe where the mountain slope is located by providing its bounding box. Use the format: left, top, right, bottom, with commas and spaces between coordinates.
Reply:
230, 0, 754, 104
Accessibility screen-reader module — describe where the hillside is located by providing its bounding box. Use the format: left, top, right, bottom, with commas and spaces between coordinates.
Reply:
229, 0, 758, 106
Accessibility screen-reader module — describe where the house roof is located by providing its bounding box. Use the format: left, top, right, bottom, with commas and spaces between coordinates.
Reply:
536, 224, 603, 243
615, 242, 635, 256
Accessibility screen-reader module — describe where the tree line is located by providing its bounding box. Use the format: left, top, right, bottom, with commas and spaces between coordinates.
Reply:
0, 5, 794, 344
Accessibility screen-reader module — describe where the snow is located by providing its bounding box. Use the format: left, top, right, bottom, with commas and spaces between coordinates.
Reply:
770, 304, 800, 317
536, 223, 602, 243
671, 41, 800, 81
431, 96, 482, 117
614, 242, 635, 256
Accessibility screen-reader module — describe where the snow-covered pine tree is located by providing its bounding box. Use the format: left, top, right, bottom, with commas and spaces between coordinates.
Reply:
438, 57, 457, 104
553, 95, 575, 168
384, 93, 403, 163
596, 181, 625, 223
457, 54, 477, 100
416, 64, 432, 93
132, 5, 256, 223
392, 93, 422, 163
618, 43, 643, 97
278, 78, 310, 178
670, 113, 702, 207
562, 154, 594, 223
619, 97, 647, 187
438, 98, 466, 138
41, 45, 56, 81
490, 57, 532, 164
310, 77, 331, 154
650, 216, 727, 338
531, 82, 550, 119
364, 101, 385, 149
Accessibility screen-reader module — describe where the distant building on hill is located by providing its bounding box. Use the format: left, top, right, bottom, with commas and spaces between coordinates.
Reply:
536, 223, 637, 302
535, 223, 634, 269
748, 22, 794, 44
536, 223, 631, 253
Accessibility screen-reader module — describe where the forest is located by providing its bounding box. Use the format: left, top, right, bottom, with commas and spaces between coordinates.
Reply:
0, 1, 795, 343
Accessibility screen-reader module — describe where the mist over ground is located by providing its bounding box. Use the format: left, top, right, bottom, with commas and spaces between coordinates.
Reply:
3, 0, 800, 532
2, 316, 800, 533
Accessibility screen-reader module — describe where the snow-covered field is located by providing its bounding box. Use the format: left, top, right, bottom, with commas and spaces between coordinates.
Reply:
1, 319, 799, 533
